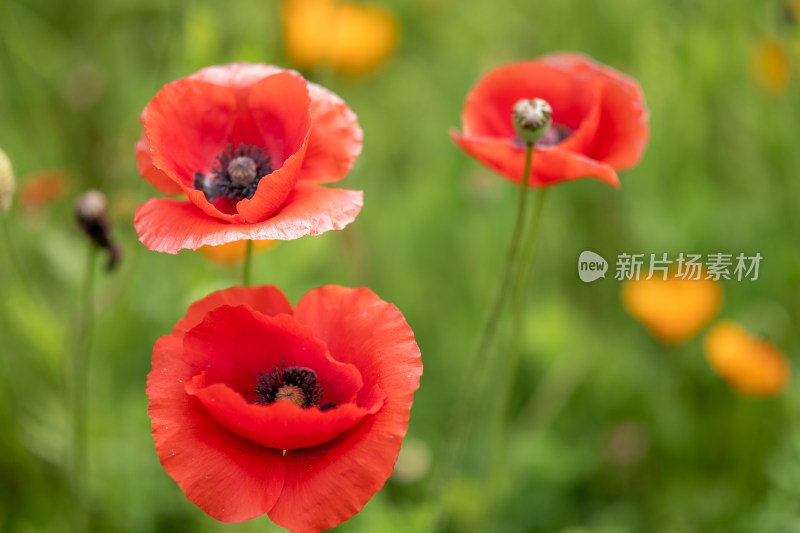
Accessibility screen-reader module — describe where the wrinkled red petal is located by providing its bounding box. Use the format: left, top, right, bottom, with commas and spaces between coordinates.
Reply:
135, 131, 183, 195
175, 285, 294, 337
234, 72, 311, 221
534, 146, 620, 187
147, 335, 285, 523
182, 306, 364, 405
134, 184, 363, 253
450, 131, 620, 187
247, 72, 311, 166
186, 375, 385, 450
189, 62, 287, 91
268, 287, 422, 532
144, 79, 238, 189
584, 76, 649, 169
299, 82, 363, 183
463, 59, 594, 138
543, 53, 649, 168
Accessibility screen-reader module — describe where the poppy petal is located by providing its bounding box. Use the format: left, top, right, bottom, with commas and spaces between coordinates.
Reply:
135, 131, 184, 195
144, 79, 238, 188
267, 286, 422, 532
450, 131, 620, 187
182, 306, 365, 405
543, 53, 648, 168
147, 334, 286, 523
189, 62, 287, 90
175, 285, 294, 337
462, 59, 593, 139
134, 184, 363, 253
186, 376, 385, 450
585, 76, 649, 169
299, 82, 363, 183
234, 72, 312, 221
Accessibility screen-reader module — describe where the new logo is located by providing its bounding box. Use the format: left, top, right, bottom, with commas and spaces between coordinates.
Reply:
578, 251, 608, 282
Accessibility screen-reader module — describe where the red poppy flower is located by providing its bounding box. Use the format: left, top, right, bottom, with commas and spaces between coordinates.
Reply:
134, 63, 363, 254
451, 53, 649, 187
146, 285, 422, 532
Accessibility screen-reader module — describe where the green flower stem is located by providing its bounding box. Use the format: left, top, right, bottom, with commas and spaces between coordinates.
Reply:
484, 186, 548, 527
242, 240, 254, 286
432, 143, 536, 529
467, 143, 536, 391
511, 187, 549, 358
71, 242, 97, 532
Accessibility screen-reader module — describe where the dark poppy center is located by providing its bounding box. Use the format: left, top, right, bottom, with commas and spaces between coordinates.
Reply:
253, 361, 336, 410
193, 143, 273, 203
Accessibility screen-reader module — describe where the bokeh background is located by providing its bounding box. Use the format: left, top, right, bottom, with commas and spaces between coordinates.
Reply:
1, 0, 799, 531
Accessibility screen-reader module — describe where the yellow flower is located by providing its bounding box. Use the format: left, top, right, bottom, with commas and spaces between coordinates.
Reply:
198, 240, 277, 265
704, 321, 789, 397
622, 275, 722, 344
753, 37, 790, 95
282, 0, 399, 75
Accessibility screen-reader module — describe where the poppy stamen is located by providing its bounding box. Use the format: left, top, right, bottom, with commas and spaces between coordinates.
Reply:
193, 143, 273, 203
253, 360, 328, 409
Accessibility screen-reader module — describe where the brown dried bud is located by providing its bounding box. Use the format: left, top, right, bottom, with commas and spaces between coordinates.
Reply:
75, 189, 120, 270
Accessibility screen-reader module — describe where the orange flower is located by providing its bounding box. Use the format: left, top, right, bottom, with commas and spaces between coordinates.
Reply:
19, 171, 71, 212
622, 275, 722, 344
753, 37, 790, 95
282, 0, 399, 75
199, 239, 277, 265
704, 321, 789, 396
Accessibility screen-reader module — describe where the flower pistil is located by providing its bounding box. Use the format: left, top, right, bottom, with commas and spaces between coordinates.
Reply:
254, 361, 336, 410
194, 143, 273, 203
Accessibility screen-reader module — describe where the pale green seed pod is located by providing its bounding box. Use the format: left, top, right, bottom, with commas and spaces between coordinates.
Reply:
0, 148, 15, 215
512, 98, 552, 145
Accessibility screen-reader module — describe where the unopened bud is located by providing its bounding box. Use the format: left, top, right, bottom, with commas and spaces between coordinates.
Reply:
512, 98, 552, 145
75, 190, 107, 224
0, 148, 15, 215
75, 189, 120, 271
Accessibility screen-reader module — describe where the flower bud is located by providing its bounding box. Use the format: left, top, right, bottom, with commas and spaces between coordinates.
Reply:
0, 148, 15, 215
75, 189, 107, 224
75, 189, 120, 270
512, 98, 552, 145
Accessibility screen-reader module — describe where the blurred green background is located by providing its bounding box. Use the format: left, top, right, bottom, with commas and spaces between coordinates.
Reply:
1, 0, 799, 531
